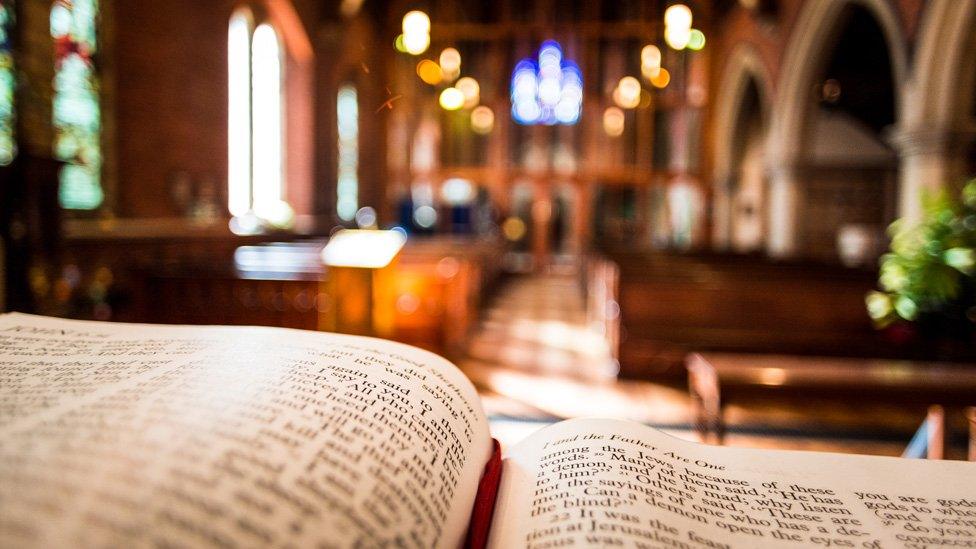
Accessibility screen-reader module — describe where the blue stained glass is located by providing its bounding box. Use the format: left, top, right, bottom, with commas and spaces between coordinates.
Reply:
52, 0, 102, 210
510, 40, 583, 126
0, 1, 15, 165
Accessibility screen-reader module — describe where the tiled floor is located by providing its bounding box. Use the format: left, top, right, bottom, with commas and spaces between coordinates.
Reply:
460, 273, 959, 457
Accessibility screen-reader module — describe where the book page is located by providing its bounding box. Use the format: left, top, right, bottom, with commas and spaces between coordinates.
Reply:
489, 417, 976, 548
0, 313, 492, 548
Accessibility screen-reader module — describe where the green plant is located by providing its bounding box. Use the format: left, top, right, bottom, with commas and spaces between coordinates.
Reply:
866, 178, 976, 330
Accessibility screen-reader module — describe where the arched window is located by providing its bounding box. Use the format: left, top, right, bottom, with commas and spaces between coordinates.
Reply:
228, 8, 285, 222
51, 0, 101, 210
0, 0, 15, 166
336, 83, 358, 221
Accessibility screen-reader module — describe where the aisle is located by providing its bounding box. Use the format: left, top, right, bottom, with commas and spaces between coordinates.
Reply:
457, 273, 692, 448
460, 274, 917, 457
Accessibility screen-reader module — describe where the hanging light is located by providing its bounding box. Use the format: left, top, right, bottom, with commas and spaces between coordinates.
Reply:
687, 29, 706, 51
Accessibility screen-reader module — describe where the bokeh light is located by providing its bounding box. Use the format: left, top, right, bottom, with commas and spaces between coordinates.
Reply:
650, 67, 671, 88
822, 78, 842, 103
355, 206, 377, 228
439, 47, 461, 81
439, 87, 464, 110
413, 205, 438, 228
665, 26, 691, 50
403, 31, 430, 55
471, 105, 495, 134
603, 107, 625, 137
638, 89, 653, 108
441, 178, 475, 204
416, 59, 443, 85
614, 76, 642, 109
510, 40, 582, 125
664, 4, 692, 30
394, 34, 407, 53
687, 29, 706, 50
455, 76, 480, 108
641, 45, 661, 71
401, 10, 430, 55
402, 10, 430, 35
502, 217, 527, 241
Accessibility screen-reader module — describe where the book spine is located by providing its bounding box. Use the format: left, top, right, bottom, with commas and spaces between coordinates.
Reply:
463, 439, 503, 549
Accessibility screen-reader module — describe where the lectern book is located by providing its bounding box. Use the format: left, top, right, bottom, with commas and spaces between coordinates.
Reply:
1, 313, 974, 549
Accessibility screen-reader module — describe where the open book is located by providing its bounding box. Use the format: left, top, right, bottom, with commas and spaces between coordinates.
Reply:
1, 313, 974, 548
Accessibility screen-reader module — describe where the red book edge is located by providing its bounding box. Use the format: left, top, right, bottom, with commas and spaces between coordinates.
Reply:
463, 438, 503, 549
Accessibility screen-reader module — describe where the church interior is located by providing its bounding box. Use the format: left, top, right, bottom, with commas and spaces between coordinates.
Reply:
2, 0, 975, 458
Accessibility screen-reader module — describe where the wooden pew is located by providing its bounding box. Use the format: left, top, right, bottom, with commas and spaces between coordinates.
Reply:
687, 352, 976, 452
589, 251, 913, 378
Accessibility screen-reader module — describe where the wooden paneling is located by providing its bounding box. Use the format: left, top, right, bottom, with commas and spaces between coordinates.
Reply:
120, 236, 505, 359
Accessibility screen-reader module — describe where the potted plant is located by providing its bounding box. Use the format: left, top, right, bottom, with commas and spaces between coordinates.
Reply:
866, 179, 976, 354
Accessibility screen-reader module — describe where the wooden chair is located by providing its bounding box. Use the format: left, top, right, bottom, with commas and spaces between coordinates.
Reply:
902, 405, 944, 459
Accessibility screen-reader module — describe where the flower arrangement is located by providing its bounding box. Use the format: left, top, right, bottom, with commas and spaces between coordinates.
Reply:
866, 179, 976, 337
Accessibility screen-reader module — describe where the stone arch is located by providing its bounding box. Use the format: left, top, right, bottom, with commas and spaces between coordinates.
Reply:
765, 0, 908, 256
711, 45, 773, 249
907, 0, 976, 128
713, 45, 773, 187
894, 0, 976, 219
768, 0, 908, 165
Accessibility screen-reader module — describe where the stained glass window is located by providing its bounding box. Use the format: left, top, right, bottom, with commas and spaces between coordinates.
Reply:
510, 40, 582, 126
0, 1, 15, 166
228, 11, 285, 222
51, 0, 101, 210
336, 84, 358, 221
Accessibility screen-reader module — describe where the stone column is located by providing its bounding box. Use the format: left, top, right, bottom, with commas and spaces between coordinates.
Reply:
710, 177, 734, 251
765, 164, 803, 258
889, 128, 976, 222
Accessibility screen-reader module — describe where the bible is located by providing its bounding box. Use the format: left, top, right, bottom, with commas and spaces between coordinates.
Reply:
1, 313, 974, 548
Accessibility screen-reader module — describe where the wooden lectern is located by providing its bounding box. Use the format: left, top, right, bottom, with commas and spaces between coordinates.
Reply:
319, 230, 406, 338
